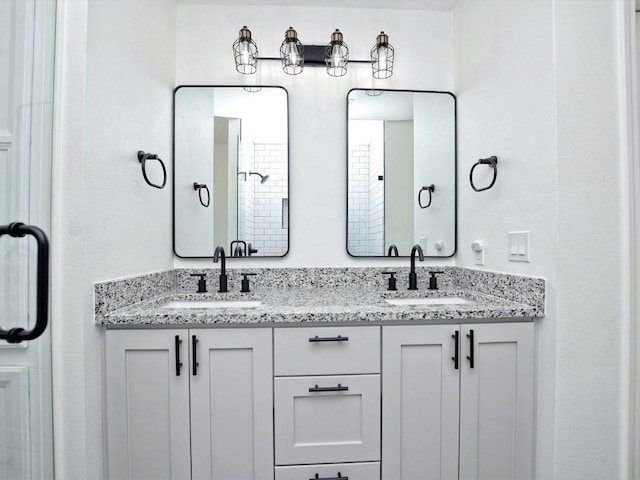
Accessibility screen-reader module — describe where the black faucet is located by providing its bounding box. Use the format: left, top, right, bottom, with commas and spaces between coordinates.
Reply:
408, 244, 424, 290
387, 244, 399, 257
213, 246, 228, 293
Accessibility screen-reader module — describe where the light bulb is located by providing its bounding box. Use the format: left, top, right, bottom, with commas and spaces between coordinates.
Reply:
286, 42, 301, 66
239, 40, 251, 66
377, 45, 389, 70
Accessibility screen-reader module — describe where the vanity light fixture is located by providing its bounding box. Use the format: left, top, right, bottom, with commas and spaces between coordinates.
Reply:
233, 26, 258, 74
233, 26, 393, 79
326, 29, 349, 77
371, 31, 394, 79
280, 27, 304, 75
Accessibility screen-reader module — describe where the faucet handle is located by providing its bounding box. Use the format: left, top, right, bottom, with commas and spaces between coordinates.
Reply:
428, 271, 445, 290
381, 271, 397, 291
240, 272, 257, 293
189, 273, 208, 293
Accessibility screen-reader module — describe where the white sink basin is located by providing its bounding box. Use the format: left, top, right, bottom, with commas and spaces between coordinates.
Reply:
162, 300, 262, 309
385, 296, 473, 306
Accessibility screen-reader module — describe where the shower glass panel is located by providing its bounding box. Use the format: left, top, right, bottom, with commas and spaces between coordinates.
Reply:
0, 0, 56, 477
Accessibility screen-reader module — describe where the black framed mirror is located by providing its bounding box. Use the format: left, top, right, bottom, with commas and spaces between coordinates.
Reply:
347, 89, 456, 257
173, 86, 289, 258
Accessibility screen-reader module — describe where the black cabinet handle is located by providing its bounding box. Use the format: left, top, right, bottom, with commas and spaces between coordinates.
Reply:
308, 335, 349, 343
175, 335, 183, 376
310, 474, 348, 480
192, 335, 199, 376
309, 384, 348, 393
452, 330, 459, 370
466, 329, 475, 368
0, 223, 49, 343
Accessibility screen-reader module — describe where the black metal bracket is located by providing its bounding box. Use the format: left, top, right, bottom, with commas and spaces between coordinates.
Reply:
418, 184, 435, 209
470, 156, 498, 192
137, 150, 167, 189
193, 182, 210, 207
0, 223, 49, 343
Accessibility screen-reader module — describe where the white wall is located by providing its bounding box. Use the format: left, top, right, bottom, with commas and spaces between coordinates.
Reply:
53, 0, 177, 478
174, 4, 455, 267
454, 0, 628, 478
552, 1, 627, 478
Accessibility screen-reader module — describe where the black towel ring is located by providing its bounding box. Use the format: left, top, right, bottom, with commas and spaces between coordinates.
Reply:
470, 156, 498, 192
137, 151, 167, 189
193, 182, 210, 208
418, 184, 435, 209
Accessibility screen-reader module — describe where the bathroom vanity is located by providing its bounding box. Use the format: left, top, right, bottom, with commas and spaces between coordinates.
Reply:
97, 267, 543, 480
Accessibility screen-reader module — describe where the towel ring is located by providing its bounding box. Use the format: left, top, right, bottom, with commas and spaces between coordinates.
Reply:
137, 151, 167, 189
470, 156, 498, 192
418, 184, 435, 209
193, 182, 210, 208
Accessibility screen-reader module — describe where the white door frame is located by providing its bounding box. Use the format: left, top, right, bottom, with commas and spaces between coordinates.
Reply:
622, 2, 640, 478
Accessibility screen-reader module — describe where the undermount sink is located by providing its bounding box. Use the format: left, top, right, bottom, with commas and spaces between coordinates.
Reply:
162, 300, 262, 309
385, 296, 473, 306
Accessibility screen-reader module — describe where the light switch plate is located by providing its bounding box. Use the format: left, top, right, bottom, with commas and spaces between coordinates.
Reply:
508, 231, 530, 262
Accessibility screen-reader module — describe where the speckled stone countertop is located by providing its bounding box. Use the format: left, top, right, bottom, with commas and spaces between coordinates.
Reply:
95, 267, 545, 327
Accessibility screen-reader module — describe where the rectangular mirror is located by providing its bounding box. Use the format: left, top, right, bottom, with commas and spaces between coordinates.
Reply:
174, 86, 289, 257
347, 89, 456, 257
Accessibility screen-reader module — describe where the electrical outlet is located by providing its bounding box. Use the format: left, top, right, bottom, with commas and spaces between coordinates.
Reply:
471, 241, 484, 266
508, 231, 530, 262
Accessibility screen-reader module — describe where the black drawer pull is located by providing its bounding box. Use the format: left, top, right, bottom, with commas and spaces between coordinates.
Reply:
175, 335, 183, 376
309, 335, 349, 343
310, 473, 348, 480
192, 335, 199, 376
452, 330, 459, 370
466, 329, 475, 369
309, 384, 349, 393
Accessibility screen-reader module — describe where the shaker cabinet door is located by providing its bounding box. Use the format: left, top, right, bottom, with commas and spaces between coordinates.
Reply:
381, 325, 460, 480
189, 328, 274, 480
459, 323, 535, 480
105, 329, 191, 480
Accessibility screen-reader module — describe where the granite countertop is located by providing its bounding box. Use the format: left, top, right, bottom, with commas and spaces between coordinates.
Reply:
96, 284, 541, 327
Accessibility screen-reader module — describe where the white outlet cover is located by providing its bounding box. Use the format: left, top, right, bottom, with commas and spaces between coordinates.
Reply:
508, 231, 530, 262
471, 240, 484, 266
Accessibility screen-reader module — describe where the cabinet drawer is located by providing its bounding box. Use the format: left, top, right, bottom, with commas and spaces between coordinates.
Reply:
275, 462, 380, 480
274, 326, 380, 376
274, 375, 381, 465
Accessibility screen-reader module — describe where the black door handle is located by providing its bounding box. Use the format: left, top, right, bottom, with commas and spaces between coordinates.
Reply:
309, 384, 349, 393
192, 335, 199, 376
452, 330, 459, 370
308, 335, 349, 343
466, 329, 475, 368
0, 223, 49, 343
175, 335, 183, 376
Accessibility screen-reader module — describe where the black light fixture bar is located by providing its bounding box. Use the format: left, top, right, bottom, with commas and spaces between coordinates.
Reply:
234, 27, 393, 77
255, 49, 370, 65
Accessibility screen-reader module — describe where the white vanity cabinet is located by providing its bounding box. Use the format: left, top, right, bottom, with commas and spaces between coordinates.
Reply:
273, 326, 381, 478
382, 322, 534, 480
105, 328, 274, 480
